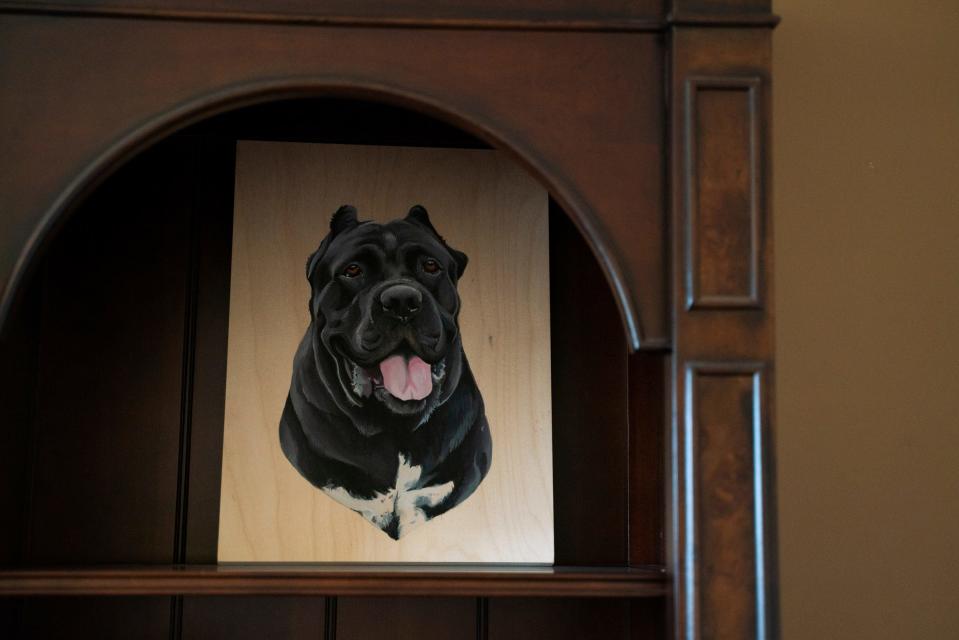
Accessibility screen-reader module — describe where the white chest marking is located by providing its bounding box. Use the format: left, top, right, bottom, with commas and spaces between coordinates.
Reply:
322, 454, 454, 538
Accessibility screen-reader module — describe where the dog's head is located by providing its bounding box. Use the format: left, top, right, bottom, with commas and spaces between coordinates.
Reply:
304, 205, 469, 434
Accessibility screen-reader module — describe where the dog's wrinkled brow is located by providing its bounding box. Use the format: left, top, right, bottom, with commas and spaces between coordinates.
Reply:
396, 242, 440, 261
381, 231, 398, 254
336, 243, 385, 265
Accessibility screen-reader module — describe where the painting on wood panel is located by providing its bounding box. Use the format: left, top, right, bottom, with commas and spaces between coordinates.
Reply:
219, 142, 554, 562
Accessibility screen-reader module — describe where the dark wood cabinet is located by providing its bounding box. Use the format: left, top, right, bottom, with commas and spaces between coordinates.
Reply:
0, 2, 777, 638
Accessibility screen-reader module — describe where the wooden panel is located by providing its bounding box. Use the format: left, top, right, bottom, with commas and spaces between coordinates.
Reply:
338, 597, 474, 640
685, 78, 761, 310
0, 0, 664, 26
628, 352, 666, 566
489, 598, 629, 640
0, 17, 666, 350
183, 138, 237, 564
685, 364, 767, 639
181, 596, 324, 639
18, 597, 169, 639
0, 598, 21, 637
670, 0, 772, 16
0, 279, 39, 565
219, 142, 553, 562
24, 141, 192, 564
669, 27, 777, 640
630, 598, 667, 639
550, 205, 628, 565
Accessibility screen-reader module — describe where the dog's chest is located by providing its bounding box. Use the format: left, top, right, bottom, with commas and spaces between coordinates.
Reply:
321, 454, 454, 539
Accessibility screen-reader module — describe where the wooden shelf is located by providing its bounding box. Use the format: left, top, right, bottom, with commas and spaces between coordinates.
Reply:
0, 564, 667, 598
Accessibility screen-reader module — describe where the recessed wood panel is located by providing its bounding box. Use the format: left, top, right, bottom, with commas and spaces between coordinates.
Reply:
338, 597, 474, 640
181, 596, 324, 640
219, 142, 553, 562
685, 77, 761, 310
18, 597, 170, 639
627, 352, 666, 566
550, 205, 629, 565
24, 142, 193, 564
0, 281, 39, 565
182, 139, 237, 564
489, 598, 630, 640
685, 363, 767, 640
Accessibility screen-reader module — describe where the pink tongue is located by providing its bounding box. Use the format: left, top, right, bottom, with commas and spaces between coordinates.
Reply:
379, 355, 433, 401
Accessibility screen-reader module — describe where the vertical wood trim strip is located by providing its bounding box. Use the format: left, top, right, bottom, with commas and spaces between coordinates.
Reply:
184, 138, 236, 563
680, 362, 698, 640
168, 596, 184, 640
170, 141, 203, 640
683, 76, 762, 310
671, 26, 775, 640
324, 596, 338, 640
173, 158, 201, 565
751, 370, 768, 640
476, 597, 489, 640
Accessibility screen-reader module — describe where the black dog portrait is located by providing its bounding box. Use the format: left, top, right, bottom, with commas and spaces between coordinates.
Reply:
279, 204, 492, 540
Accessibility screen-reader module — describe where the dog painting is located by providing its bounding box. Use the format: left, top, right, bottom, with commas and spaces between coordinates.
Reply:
279, 204, 492, 539
219, 141, 553, 563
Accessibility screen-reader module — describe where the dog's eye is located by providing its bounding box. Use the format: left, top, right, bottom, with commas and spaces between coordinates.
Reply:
423, 259, 441, 274
342, 263, 363, 278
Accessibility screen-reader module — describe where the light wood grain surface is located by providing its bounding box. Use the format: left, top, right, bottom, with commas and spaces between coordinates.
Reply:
219, 142, 553, 563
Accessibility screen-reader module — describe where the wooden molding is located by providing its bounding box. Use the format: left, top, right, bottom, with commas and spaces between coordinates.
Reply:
670, 27, 777, 640
0, 2, 780, 31
680, 362, 773, 640
0, 23, 664, 350
684, 76, 763, 311
0, 565, 667, 598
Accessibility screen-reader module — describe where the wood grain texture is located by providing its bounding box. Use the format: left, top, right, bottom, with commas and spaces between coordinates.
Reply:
688, 366, 762, 639
183, 138, 237, 564
685, 78, 761, 310
630, 598, 667, 639
181, 596, 324, 639
24, 142, 192, 565
669, 27, 777, 640
17, 597, 170, 640
0, 17, 666, 350
669, 0, 772, 16
489, 597, 630, 640
219, 142, 553, 562
549, 205, 628, 565
338, 597, 474, 640
628, 352, 666, 567
0, 279, 38, 566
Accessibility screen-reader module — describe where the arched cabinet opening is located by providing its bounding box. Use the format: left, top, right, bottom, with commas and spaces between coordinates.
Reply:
0, 96, 666, 595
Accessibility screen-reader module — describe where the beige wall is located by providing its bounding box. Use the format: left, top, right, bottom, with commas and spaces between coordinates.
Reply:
774, 1, 959, 637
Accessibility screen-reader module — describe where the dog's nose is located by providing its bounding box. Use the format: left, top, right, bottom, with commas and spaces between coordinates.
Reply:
380, 284, 422, 322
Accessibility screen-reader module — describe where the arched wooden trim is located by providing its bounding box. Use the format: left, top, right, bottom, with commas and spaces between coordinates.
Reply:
0, 77, 646, 350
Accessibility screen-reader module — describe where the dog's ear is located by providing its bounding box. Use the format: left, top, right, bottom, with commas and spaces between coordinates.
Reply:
307, 205, 359, 281
406, 205, 469, 279
405, 204, 438, 235
330, 204, 359, 237
448, 247, 468, 280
